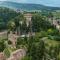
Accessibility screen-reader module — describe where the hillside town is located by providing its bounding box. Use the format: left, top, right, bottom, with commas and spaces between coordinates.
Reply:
0, 1, 60, 60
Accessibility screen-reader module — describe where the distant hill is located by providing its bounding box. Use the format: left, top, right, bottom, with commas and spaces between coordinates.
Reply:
0, 1, 60, 11
0, 7, 20, 30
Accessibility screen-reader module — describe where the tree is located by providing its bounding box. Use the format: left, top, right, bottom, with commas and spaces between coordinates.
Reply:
27, 36, 45, 60
0, 40, 6, 52
0, 7, 20, 30
7, 20, 15, 31
32, 13, 51, 32
4, 48, 10, 58
13, 14, 26, 35
48, 12, 53, 19
35, 40, 45, 60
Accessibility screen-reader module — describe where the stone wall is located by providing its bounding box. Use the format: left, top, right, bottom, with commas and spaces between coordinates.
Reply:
0, 52, 6, 60
7, 49, 26, 60
8, 31, 18, 48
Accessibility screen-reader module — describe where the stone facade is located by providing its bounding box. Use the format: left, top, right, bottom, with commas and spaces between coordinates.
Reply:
8, 31, 19, 48
24, 13, 32, 27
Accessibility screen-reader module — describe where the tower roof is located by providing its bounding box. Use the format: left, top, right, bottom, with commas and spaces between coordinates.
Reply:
24, 13, 32, 18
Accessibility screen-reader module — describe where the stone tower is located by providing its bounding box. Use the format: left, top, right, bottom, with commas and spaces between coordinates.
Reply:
24, 13, 32, 27
24, 13, 32, 36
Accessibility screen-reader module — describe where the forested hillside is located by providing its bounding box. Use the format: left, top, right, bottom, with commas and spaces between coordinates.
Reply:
0, 7, 20, 30
0, 1, 60, 11
0, 7, 60, 60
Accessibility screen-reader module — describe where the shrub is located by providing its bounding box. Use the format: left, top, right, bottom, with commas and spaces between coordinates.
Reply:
8, 40, 12, 45
0, 40, 6, 52
4, 48, 10, 58
22, 56, 32, 60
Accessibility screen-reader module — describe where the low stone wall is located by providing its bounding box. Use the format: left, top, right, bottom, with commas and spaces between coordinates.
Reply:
0, 52, 6, 60
7, 49, 26, 60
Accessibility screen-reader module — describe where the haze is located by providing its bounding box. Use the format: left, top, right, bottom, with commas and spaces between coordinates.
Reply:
0, 0, 60, 7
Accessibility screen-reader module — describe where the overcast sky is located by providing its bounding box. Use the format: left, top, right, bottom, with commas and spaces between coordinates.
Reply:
0, 0, 60, 7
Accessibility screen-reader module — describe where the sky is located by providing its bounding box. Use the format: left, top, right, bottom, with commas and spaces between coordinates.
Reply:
0, 0, 60, 7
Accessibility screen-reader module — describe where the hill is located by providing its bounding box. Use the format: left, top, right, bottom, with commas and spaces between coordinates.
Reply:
0, 1, 60, 11
0, 7, 20, 30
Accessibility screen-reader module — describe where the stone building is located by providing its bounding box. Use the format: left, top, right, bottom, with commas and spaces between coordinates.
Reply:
24, 13, 32, 27
51, 18, 60, 31
47, 17, 60, 33
8, 31, 19, 48
8, 13, 35, 47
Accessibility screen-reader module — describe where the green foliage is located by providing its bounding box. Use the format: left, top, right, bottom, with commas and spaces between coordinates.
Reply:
32, 13, 52, 32
4, 48, 10, 58
8, 40, 12, 45
35, 31, 48, 38
53, 36, 60, 41
46, 44, 60, 60
27, 38, 45, 60
48, 12, 53, 19
17, 37, 46, 60
47, 28, 60, 41
0, 39, 6, 52
47, 29, 59, 36
16, 35, 60, 60
16, 37, 28, 48
8, 14, 27, 34
7, 20, 15, 31
22, 56, 32, 60
0, 7, 20, 30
